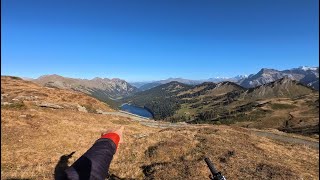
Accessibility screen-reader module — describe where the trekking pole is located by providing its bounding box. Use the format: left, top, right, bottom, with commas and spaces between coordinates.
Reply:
204, 157, 226, 180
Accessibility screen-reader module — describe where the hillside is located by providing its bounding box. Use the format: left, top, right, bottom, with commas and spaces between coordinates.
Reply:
1, 76, 114, 112
1, 76, 319, 179
122, 81, 192, 119
241, 77, 316, 100
124, 81, 246, 121
124, 78, 319, 134
32, 74, 139, 100
139, 82, 163, 91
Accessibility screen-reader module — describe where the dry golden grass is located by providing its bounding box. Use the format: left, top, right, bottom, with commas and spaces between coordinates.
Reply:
1, 76, 319, 179
1, 76, 114, 112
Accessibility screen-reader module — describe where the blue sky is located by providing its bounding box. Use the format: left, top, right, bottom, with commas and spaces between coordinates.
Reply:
1, 0, 319, 82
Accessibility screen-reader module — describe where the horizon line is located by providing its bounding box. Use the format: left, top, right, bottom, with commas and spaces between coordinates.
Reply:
1, 65, 319, 82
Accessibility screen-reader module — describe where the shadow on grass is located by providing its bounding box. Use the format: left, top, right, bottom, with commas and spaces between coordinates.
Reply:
54, 151, 130, 180
54, 151, 75, 180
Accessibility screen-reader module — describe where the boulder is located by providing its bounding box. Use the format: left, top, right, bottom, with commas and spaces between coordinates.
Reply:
96, 109, 104, 114
77, 104, 88, 113
1, 102, 12, 106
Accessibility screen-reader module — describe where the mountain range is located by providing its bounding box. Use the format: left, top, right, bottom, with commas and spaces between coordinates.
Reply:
131, 66, 319, 91
33, 74, 139, 101
131, 76, 248, 91
240, 66, 319, 89
123, 77, 319, 134
29, 66, 318, 104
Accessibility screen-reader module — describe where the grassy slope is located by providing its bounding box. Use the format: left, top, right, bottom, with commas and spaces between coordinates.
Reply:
1, 77, 319, 179
1, 76, 114, 112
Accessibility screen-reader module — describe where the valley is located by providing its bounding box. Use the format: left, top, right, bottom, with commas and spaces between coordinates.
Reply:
26, 66, 319, 136
123, 78, 319, 136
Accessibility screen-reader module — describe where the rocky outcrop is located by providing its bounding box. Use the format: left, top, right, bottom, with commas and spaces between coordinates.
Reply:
36, 102, 64, 109
77, 104, 88, 113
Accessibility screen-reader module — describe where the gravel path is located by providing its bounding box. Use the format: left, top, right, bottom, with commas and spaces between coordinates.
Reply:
251, 130, 319, 149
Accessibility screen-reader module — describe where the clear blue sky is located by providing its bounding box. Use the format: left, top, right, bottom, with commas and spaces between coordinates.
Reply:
1, 0, 319, 82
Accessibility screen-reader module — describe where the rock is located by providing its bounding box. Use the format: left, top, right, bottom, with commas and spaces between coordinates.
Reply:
96, 109, 104, 114
15, 95, 26, 99
1, 102, 12, 106
61, 104, 73, 109
178, 122, 188, 125
1, 94, 8, 97
77, 104, 88, 113
19, 114, 32, 118
132, 133, 148, 139
16, 95, 38, 101
36, 102, 63, 109
12, 98, 20, 101
1, 94, 8, 102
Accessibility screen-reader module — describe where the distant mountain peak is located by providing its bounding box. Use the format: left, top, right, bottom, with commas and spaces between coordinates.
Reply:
33, 74, 139, 99
257, 68, 278, 74
213, 76, 229, 79
167, 77, 182, 80
167, 81, 186, 85
298, 66, 318, 71
234, 75, 248, 78
92, 77, 103, 81
38, 74, 63, 79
